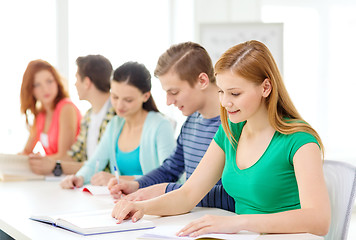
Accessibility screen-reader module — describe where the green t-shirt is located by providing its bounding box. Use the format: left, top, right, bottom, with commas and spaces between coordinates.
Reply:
213, 121, 319, 215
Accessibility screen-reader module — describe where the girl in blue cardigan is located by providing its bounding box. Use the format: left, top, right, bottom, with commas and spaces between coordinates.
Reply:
61, 62, 176, 188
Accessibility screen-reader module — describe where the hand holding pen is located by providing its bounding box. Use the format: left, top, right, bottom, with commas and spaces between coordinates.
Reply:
108, 166, 140, 199
114, 166, 120, 184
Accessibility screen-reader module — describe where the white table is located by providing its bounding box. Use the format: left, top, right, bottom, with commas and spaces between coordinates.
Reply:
0, 180, 323, 240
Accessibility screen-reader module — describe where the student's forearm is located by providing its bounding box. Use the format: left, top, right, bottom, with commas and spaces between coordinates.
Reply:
23, 134, 37, 154
239, 208, 330, 236
140, 187, 197, 216
137, 166, 181, 188
165, 183, 235, 212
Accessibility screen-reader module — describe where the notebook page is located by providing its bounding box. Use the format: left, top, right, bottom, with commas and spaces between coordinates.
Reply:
139, 224, 259, 240
57, 209, 152, 229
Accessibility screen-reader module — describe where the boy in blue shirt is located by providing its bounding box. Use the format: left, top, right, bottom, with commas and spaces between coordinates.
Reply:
108, 42, 234, 211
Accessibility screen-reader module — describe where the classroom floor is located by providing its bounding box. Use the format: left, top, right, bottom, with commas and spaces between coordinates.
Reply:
348, 207, 356, 239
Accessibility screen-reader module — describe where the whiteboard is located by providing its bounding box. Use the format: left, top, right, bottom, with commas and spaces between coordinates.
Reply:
199, 22, 284, 73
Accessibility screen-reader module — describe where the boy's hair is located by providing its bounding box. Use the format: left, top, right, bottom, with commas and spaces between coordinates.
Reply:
76, 55, 112, 93
154, 42, 215, 86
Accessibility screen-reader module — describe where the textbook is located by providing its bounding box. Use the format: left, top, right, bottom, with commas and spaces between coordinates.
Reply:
30, 209, 155, 235
0, 153, 45, 181
138, 225, 259, 240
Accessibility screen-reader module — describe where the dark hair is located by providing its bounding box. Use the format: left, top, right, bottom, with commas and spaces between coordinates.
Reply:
113, 62, 159, 112
154, 41, 215, 87
76, 55, 112, 93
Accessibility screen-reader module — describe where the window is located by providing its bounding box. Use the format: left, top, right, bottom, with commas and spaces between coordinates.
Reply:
0, 0, 56, 153
262, 1, 356, 163
0, 0, 192, 153
67, 0, 171, 113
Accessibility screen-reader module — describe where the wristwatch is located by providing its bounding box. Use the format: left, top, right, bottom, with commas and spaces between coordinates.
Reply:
53, 160, 63, 176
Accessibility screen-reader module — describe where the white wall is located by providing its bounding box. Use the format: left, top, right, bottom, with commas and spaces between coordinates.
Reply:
1, 0, 355, 164
194, 0, 356, 164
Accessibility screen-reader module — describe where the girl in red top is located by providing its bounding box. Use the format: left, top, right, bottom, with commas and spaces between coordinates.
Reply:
20, 60, 81, 173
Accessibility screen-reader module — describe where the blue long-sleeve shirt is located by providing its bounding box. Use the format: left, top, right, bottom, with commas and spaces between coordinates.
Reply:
137, 112, 235, 212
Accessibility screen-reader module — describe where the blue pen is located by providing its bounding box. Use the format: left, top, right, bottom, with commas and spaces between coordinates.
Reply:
114, 165, 120, 184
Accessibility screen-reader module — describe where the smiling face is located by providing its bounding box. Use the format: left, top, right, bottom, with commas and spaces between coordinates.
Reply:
216, 71, 270, 123
32, 70, 59, 107
158, 71, 204, 116
110, 81, 150, 118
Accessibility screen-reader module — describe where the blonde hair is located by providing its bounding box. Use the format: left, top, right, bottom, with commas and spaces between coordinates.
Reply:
215, 40, 324, 159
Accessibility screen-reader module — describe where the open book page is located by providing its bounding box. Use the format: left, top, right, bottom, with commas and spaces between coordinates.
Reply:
30, 209, 155, 235
80, 184, 111, 195
138, 225, 260, 240
0, 153, 44, 181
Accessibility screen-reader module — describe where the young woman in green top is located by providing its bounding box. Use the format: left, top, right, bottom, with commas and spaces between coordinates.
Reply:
111, 40, 331, 237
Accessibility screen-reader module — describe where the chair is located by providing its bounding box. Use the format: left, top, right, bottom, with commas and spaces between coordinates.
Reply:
323, 160, 356, 240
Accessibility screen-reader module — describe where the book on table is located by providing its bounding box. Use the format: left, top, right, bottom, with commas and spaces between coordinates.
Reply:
0, 153, 44, 181
30, 209, 155, 235
138, 225, 260, 240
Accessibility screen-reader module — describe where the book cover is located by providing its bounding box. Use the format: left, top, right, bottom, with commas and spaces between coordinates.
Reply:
0, 153, 44, 181
30, 209, 155, 235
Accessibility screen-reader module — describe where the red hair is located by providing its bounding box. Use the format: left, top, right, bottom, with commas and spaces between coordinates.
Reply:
20, 59, 69, 129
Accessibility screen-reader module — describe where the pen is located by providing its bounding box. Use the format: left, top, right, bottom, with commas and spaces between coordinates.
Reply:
95, 159, 99, 173
114, 165, 120, 184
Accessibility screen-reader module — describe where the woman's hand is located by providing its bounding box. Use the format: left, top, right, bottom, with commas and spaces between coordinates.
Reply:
177, 215, 241, 237
90, 171, 114, 186
125, 183, 168, 201
28, 153, 55, 175
108, 177, 139, 199
60, 175, 84, 189
111, 199, 144, 223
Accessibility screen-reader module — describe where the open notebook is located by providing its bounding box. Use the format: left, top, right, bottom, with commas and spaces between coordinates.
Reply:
138, 225, 259, 240
0, 153, 44, 181
30, 209, 155, 235
81, 184, 111, 195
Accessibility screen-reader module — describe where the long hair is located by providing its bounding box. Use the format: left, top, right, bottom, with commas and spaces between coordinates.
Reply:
20, 59, 68, 129
154, 41, 215, 86
215, 40, 324, 158
113, 61, 159, 112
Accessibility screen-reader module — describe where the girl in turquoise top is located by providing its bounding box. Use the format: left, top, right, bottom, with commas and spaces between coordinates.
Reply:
112, 41, 331, 237
61, 62, 176, 188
